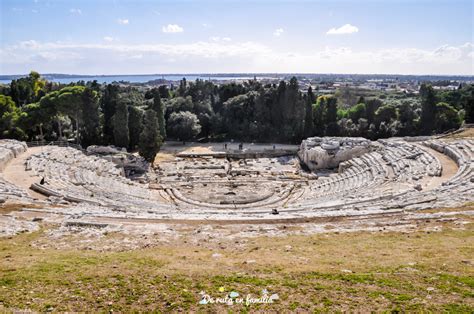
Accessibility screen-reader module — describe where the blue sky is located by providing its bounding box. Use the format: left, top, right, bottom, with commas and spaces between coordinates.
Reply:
1, 0, 473, 75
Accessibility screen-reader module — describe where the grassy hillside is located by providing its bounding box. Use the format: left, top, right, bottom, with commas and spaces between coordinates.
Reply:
0, 213, 473, 312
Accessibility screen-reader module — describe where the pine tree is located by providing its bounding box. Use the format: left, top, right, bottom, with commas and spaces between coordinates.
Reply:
139, 109, 163, 162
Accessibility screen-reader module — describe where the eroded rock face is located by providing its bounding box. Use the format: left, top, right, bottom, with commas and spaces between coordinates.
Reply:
298, 137, 373, 171
86, 145, 148, 176
0, 140, 27, 171
86, 145, 125, 155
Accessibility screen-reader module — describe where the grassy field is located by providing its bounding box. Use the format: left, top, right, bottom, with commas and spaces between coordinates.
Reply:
0, 218, 473, 312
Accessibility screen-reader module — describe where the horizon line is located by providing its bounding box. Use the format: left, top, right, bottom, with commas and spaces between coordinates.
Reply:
1, 72, 473, 78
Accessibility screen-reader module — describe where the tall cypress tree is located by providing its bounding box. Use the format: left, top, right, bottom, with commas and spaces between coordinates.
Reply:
463, 85, 474, 123
286, 76, 304, 141
101, 84, 120, 144
112, 99, 129, 149
312, 96, 325, 136
304, 86, 315, 137
80, 87, 100, 147
325, 96, 339, 136
139, 109, 163, 162
150, 90, 166, 139
420, 84, 437, 134
128, 105, 144, 150
275, 81, 287, 139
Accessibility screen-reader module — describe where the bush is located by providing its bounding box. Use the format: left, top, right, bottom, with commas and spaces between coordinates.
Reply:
435, 102, 461, 133
167, 111, 201, 141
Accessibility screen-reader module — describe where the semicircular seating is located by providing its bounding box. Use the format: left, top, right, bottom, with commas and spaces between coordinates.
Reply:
0, 136, 471, 221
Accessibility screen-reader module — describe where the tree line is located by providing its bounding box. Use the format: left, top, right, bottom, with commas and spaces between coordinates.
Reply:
0, 71, 473, 161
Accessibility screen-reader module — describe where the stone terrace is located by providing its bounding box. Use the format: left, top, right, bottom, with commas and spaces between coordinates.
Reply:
0, 135, 472, 222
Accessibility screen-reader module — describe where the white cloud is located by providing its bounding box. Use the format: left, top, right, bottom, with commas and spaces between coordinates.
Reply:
18, 40, 41, 49
117, 19, 129, 25
162, 24, 184, 33
210, 36, 231, 42
103, 36, 115, 42
69, 8, 82, 15
128, 54, 143, 59
1, 40, 472, 75
273, 28, 284, 37
326, 24, 359, 35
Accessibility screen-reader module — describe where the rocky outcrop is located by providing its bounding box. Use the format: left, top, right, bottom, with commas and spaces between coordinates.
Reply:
0, 140, 27, 171
86, 145, 126, 155
298, 137, 373, 171
86, 145, 148, 176
7, 136, 474, 222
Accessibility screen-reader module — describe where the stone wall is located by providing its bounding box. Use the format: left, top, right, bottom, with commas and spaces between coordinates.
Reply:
298, 137, 373, 171
0, 140, 27, 171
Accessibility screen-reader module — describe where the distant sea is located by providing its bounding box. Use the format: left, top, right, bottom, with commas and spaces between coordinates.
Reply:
1, 73, 472, 85
0, 74, 260, 85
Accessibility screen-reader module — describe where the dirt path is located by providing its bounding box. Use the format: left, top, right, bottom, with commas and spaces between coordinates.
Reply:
160, 142, 299, 154
414, 144, 459, 190
3, 147, 46, 200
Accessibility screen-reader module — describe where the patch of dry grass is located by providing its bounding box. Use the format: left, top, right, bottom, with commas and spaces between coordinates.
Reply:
419, 202, 474, 214
0, 222, 473, 312
152, 152, 176, 166
0, 202, 44, 215
442, 127, 474, 140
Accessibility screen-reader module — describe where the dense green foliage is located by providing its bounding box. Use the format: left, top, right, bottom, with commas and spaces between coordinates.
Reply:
139, 109, 163, 162
147, 88, 166, 139
167, 111, 201, 141
420, 84, 438, 134
128, 106, 144, 151
0, 95, 25, 139
0, 72, 472, 161
112, 100, 130, 149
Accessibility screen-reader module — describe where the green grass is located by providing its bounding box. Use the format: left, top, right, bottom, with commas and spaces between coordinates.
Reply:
0, 223, 473, 312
